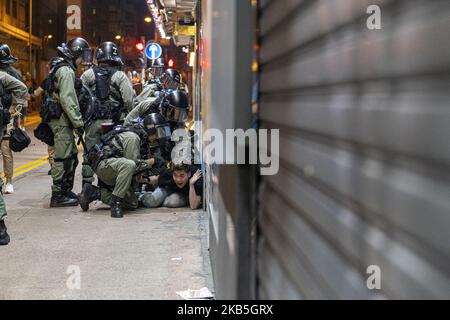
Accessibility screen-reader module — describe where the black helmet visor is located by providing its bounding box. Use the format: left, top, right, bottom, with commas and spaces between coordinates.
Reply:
162, 105, 188, 123
146, 124, 172, 140
81, 48, 94, 65
161, 74, 180, 90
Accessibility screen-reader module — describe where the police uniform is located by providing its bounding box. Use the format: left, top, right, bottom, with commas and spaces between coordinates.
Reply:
95, 131, 150, 209
47, 60, 84, 202
123, 96, 159, 126
0, 70, 28, 242
135, 80, 160, 104
80, 65, 135, 185
81, 128, 154, 218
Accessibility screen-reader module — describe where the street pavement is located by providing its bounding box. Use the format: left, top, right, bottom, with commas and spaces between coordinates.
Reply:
0, 115, 213, 300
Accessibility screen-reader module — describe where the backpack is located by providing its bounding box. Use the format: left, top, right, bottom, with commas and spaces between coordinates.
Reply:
91, 66, 123, 123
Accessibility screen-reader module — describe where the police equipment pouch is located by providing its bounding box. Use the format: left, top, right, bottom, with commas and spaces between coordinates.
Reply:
41, 100, 63, 122
34, 122, 55, 146
10, 125, 31, 152
87, 145, 105, 171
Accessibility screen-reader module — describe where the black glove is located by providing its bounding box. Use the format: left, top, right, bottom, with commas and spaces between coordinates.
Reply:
75, 127, 84, 137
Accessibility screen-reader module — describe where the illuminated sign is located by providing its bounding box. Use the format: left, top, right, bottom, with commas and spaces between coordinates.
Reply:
67, 0, 82, 40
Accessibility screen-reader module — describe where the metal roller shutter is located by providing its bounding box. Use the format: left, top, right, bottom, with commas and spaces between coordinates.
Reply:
257, 0, 450, 299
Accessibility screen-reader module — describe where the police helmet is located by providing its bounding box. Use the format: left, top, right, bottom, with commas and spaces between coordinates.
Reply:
147, 58, 166, 78
96, 42, 123, 66
57, 37, 91, 64
160, 69, 181, 90
161, 90, 189, 124
0, 44, 18, 65
143, 113, 172, 140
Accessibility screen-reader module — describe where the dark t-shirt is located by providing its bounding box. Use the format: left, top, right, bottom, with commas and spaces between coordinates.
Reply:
158, 167, 203, 198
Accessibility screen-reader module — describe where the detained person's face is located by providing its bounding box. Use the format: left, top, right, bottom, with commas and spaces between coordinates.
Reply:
173, 170, 190, 189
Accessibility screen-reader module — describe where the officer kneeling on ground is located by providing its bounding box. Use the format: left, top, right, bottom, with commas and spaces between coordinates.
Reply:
133, 113, 173, 192
79, 117, 164, 218
140, 163, 203, 210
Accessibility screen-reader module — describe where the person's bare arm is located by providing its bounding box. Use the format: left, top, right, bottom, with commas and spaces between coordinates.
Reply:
189, 170, 202, 210
33, 86, 44, 98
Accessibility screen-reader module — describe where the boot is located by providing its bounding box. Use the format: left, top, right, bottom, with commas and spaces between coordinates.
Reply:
79, 184, 100, 212
110, 195, 124, 219
0, 220, 10, 246
50, 191, 79, 208
65, 190, 79, 200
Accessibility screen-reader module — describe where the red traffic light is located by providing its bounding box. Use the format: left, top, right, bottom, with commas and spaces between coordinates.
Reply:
135, 42, 145, 51
168, 58, 174, 68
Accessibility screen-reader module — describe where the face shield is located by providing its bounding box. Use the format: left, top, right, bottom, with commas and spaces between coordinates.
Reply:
160, 74, 180, 90
145, 124, 172, 140
156, 125, 172, 140
150, 66, 164, 78
161, 104, 188, 123
81, 48, 94, 66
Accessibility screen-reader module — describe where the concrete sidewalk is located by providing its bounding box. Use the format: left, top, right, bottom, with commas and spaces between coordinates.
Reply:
0, 123, 213, 300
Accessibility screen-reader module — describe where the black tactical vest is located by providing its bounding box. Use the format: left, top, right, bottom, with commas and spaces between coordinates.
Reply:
46, 61, 75, 95
101, 125, 148, 147
93, 66, 121, 101
90, 66, 123, 122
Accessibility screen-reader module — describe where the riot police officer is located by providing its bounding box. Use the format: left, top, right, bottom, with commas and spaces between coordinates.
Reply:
80, 41, 135, 186
0, 64, 28, 245
0, 44, 26, 194
159, 68, 182, 92
124, 68, 185, 126
141, 112, 172, 167
135, 57, 165, 104
46, 37, 91, 207
0, 44, 25, 82
79, 117, 161, 218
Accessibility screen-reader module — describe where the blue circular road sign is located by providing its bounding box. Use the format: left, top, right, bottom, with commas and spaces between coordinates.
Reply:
145, 42, 162, 60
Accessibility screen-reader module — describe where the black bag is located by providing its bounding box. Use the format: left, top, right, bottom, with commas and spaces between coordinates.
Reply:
34, 122, 55, 146
10, 127, 31, 152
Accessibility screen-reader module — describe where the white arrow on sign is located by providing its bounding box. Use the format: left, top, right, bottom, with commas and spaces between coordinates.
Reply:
149, 44, 159, 59
145, 42, 162, 60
